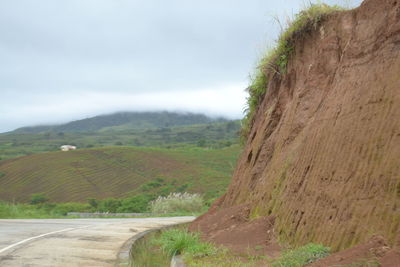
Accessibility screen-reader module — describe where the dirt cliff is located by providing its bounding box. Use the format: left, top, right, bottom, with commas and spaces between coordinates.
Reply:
192, 0, 400, 258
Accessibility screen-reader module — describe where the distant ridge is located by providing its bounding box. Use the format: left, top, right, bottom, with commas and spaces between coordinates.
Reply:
12, 111, 227, 134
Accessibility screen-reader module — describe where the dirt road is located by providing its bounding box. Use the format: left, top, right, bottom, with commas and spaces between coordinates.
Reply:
0, 217, 194, 266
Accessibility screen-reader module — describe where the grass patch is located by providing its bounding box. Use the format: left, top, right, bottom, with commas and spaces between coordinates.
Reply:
0, 201, 85, 219
271, 243, 330, 267
130, 231, 171, 267
154, 229, 216, 257
242, 3, 346, 140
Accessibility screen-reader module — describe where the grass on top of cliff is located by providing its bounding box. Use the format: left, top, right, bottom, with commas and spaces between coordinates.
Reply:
241, 3, 346, 140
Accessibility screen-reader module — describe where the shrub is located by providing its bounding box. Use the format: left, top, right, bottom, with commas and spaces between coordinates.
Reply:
87, 198, 98, 209
117, 194, 154, 213
30, 193, 49, 205
242, 3, 345, 141
150, 192, 204, 214
271, 243, 330, 267
97, 198, 121, 213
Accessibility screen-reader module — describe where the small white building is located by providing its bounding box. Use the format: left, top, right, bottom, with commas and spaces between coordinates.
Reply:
60, 145, 77, 151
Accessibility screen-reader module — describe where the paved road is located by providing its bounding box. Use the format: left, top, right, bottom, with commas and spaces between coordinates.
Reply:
0, 217, 194, 267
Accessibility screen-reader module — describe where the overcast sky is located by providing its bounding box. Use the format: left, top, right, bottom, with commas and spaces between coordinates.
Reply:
0, 0, 363, 132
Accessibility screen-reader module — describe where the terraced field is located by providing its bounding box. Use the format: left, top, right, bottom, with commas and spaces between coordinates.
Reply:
0, 146, 241, 203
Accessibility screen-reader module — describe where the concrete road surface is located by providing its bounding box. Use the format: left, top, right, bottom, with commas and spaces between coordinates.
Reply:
0, 217, 194, 267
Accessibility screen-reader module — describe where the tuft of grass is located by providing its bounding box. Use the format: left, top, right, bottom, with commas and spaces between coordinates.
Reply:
154, 229, 216, 257
241, 3, 346, 141
130, 231, 171, 267
271, 243, 330, 267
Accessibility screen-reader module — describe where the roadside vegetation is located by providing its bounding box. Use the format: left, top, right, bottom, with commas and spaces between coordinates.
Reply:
131, 226, 331, 266
150, 192, 205, 214
0, 192, 207, 218
270, 243, 330, 267
241, 3, 346, 140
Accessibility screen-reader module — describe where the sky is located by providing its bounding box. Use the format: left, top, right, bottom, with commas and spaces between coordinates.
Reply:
0, 0, 363, 132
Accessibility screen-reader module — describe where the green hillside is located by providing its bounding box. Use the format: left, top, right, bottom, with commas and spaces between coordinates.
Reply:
12, 111, 226, 133
0, 146, 241, 203
0, 118, 240, 161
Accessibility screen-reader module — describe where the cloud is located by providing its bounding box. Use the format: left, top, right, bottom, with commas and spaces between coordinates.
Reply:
0, 0, 364, 132
0, 83, 247, 132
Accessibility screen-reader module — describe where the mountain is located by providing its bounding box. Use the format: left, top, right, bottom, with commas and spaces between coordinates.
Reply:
12, 111, 226, 134
0, 112, 240, 161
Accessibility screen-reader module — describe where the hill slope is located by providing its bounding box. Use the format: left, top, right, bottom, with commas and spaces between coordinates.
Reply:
12, 111, 226, 133
0, 146, 240, 203
192, 0, 400, 258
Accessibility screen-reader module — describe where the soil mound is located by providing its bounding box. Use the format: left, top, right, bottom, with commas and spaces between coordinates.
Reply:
192, 0, 400, 264
189, 202, 280, 257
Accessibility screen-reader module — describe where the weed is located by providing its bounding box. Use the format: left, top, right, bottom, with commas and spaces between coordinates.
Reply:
153, 229, 216, 257
241, 3, 346, 141
271, 243, 330, 267
150, 192, 205, 214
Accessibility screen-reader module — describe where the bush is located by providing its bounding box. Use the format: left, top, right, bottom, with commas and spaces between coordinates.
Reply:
30, 193, 49, 205
271, 243, 330, 267
96, 198, 121, 213
150, 192, 204, 214
117, 194, 154, 213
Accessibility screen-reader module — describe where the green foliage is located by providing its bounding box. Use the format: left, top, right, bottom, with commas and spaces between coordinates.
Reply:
30, 193, 49, 205
150, 192, 205, 214
97, 198, 121, 213
0, 172, 5, 178
117, 194, 154, 213
271, 243, 330, 267
155, 229, 216, 257
0, 201, 89, 218
242, 3, 346, 140
87, 198, 98, 208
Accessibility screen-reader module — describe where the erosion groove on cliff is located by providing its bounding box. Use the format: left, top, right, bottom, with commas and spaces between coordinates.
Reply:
194, 0, 400, 253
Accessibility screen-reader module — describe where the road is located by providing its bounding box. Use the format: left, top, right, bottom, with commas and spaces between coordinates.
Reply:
0, 217, 194, 267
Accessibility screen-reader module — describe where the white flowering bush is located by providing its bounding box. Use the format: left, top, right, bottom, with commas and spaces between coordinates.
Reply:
150, 192, 204, 214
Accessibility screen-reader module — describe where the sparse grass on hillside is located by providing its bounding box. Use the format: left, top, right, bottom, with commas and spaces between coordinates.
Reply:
242, 3, 346, 140
271, 243, 330, 267
0, 146, 240, 204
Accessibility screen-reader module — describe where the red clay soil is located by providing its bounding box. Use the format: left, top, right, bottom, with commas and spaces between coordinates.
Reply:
191, 0, 400, 265
189, 200, 281, 258
310, 236, 400, 267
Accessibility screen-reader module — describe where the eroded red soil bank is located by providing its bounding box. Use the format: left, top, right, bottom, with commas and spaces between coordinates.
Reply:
191, 0, 400, 265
